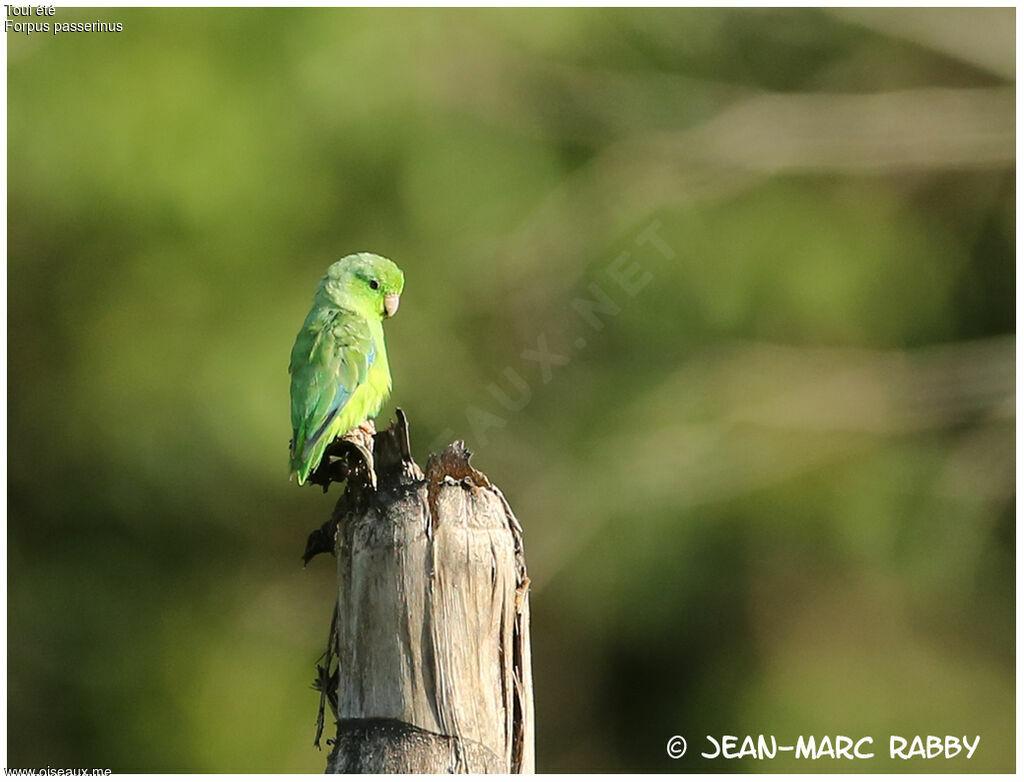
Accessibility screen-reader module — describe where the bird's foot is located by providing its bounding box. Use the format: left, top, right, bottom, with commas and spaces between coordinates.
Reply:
341, 420, 377, 490
307, 421, 379, 491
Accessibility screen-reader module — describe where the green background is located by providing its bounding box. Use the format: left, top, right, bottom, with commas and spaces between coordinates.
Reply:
7, 7, 1015, 772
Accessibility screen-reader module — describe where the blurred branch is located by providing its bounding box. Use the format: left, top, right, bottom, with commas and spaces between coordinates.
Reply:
829, 8, 1015, 81
490, 85, 1013, 302
656, 86, 1014, 173
530, 336, 1014, 590
690, 336, 1014, 435
421, 31, 743, 144
621, 335, 1012, 491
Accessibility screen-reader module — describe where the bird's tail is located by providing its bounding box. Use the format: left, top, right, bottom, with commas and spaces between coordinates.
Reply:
289, 434, 308, 485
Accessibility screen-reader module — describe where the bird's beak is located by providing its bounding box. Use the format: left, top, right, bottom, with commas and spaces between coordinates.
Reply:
383, 293, 400, 318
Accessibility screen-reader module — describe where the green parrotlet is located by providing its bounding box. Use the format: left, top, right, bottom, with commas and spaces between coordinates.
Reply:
288, 252, 405, 485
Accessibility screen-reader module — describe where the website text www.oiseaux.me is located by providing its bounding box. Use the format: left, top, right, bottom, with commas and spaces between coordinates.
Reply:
4, 770, 111, 777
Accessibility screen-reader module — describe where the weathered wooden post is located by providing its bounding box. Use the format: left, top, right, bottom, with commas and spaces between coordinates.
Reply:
305, 411, 534, 773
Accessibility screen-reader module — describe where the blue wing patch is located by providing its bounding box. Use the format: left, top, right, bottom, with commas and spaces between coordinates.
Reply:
300, 342, 375, 462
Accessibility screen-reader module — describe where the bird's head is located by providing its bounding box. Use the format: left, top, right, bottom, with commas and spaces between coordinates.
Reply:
318, 252, 405, 319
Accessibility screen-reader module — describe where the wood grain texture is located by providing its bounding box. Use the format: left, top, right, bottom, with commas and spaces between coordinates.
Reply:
322, 412, 533, 773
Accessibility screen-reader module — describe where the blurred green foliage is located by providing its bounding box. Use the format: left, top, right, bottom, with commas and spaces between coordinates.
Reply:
7, 7, 1014, 772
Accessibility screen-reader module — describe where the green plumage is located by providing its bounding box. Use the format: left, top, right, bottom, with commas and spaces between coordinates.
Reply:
289, 253, 405, 484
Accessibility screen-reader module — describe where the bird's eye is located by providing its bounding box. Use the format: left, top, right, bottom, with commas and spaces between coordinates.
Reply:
369, 280, 380, 290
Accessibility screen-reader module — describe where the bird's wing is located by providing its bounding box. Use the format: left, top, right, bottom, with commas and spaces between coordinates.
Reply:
289, 307, 375, 475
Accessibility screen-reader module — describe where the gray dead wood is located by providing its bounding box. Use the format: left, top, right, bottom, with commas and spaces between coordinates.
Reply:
316, 412, 534, 774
